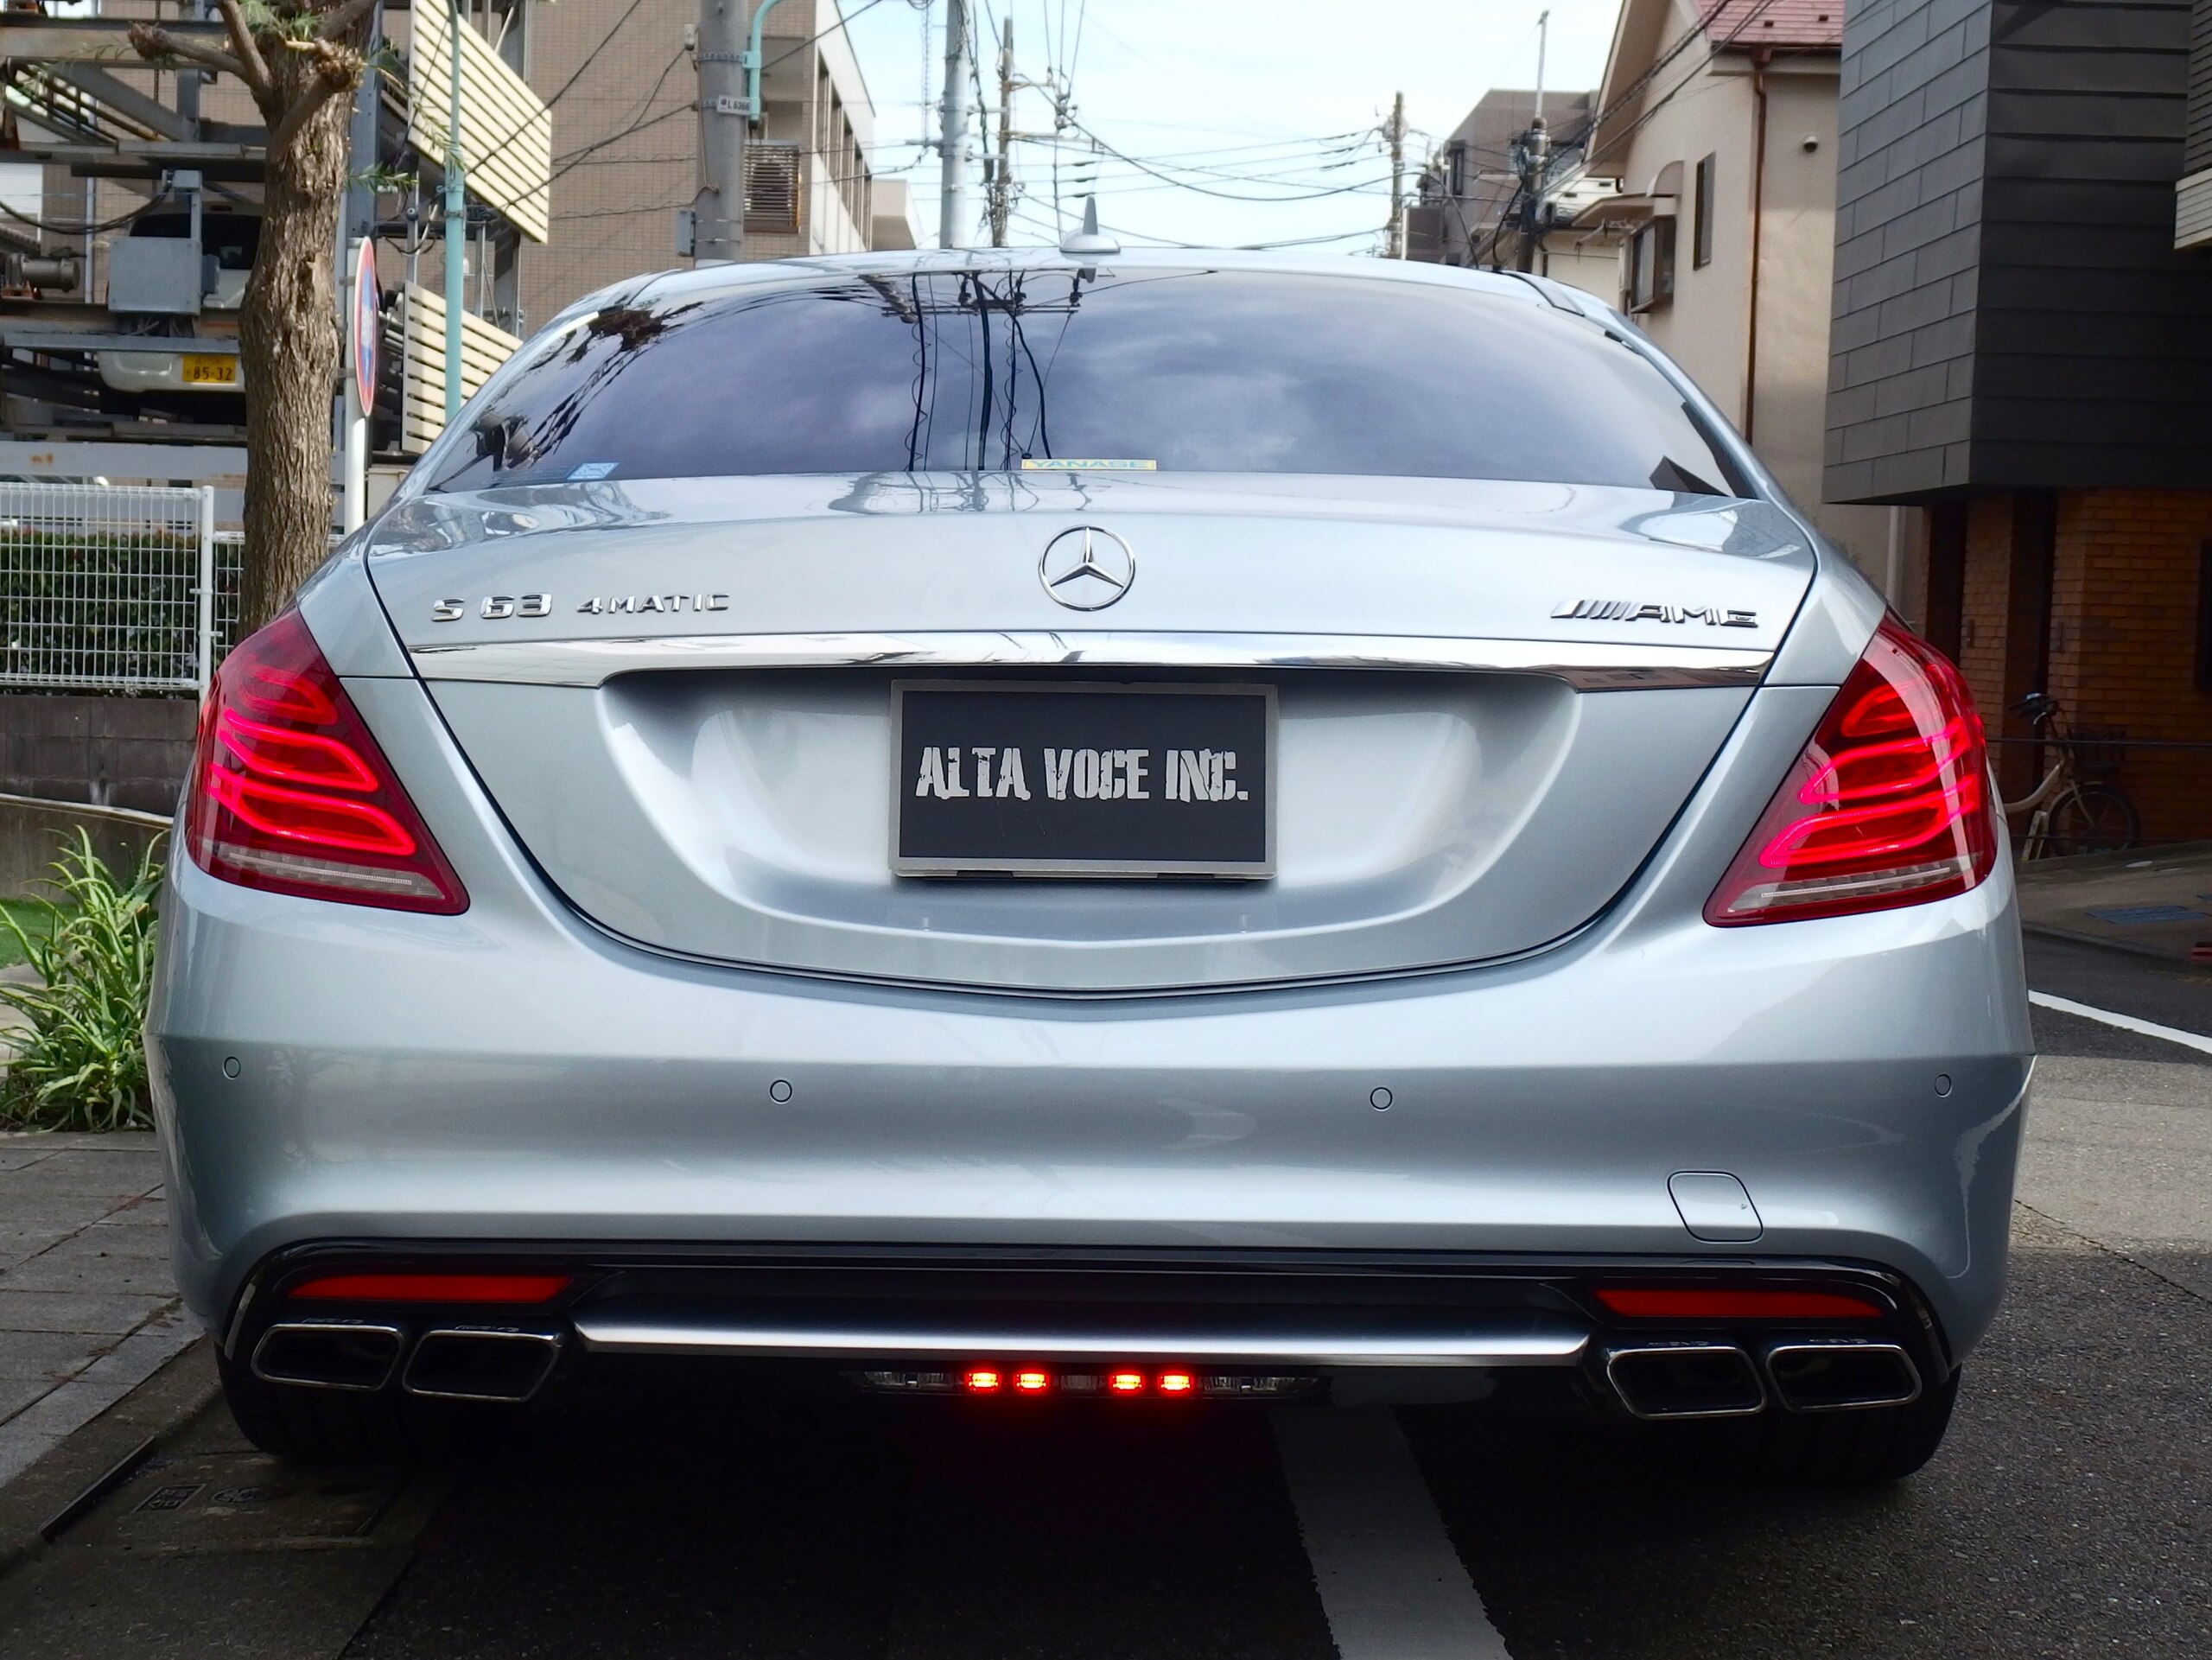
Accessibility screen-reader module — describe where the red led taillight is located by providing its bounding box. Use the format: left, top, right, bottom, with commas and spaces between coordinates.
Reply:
1108, 1371, 1146, 1395
186, 611, 467, 913
288, 1272, 571, 1303
1707, 616, 1996, 925
1593, 1288, 1885, 1320
963, 1367, 1002, 1393
1014, 1369, 1051, 1393
1157, 1371, 1196, 1395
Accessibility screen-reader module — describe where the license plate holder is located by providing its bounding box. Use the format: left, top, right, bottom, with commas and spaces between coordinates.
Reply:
893, 681, 1275, 879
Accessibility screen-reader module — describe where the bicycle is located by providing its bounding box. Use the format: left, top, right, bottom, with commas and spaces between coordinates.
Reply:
2001, 692, 2140, 859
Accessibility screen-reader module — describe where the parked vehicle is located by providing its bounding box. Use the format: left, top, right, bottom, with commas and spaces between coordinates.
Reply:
148, 250, 2030, 1483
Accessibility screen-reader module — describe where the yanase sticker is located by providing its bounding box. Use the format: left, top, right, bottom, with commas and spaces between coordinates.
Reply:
1020, 459, 1158, 471
566, 461, 620, 480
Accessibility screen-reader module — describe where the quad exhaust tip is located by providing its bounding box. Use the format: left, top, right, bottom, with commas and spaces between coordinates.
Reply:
249, 1322, 563, 1402
251, 1321, 405, 1392
1605, 1339, 1923, 1419
1764, 1340, 1920, 1412
1605, 1343, 1766, 1419
401, 1328, 564, 1402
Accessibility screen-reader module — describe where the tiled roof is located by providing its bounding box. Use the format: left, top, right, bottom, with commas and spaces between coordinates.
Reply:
1702, 0, 1843, 51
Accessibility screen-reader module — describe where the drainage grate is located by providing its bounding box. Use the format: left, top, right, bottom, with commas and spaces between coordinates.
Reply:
2084, 905, 2210, 925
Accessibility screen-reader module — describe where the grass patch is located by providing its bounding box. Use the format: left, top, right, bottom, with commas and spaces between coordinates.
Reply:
0, 830, 162, 1131
0, 899, 55, 970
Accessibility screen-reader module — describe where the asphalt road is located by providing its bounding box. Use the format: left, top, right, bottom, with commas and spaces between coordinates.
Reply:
0, 934, 2205, 1660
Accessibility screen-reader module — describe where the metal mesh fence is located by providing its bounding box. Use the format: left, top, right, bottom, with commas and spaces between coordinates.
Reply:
0, 482, 237, 693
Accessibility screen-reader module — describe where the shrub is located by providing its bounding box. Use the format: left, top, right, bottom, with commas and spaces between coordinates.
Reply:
0, 830, 164, 1132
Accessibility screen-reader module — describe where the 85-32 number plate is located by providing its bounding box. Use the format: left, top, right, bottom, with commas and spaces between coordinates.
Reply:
893, 681, 1275, 878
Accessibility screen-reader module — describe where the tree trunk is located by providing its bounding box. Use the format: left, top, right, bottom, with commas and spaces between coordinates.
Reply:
236, 54, 353, 634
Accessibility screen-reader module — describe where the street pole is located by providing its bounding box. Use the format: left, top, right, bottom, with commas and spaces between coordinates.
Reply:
989, 16, 1014, 247
342, 4, 380, 531
343, 239, 369, 532
442, 0, 465, 425
695, 0, 745, 264
1385, 91, 1406, 258
1534, 8, 1548, 124
938, 0, 972, 249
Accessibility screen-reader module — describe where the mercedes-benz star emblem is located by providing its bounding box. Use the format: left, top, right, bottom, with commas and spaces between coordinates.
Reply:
1039, 526, 1135, 611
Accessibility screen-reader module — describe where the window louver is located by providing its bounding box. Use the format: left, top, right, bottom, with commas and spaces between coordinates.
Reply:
746, 144, 803, 234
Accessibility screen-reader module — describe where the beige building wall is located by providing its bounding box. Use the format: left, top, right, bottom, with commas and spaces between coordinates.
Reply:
520, 0, 902, 326
519, 0, 699, 325
1594, 20, 1887, 574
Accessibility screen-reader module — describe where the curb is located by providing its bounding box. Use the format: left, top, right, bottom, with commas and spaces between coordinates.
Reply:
0, 1335, 218, 1582
2022, 920, 2212, 976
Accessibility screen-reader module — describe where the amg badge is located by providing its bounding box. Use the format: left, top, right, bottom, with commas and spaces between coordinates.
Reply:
1553, 599, 1758, 628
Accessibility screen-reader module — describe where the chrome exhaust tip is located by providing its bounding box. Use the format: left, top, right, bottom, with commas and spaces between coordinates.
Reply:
251, 1321, 404, 1391
1604, 1343, 1766, 1419
1764, 1340, 1921, 1411
401, 1327, 564, 1402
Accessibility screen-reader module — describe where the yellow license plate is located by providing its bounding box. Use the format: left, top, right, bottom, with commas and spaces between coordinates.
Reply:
181, 353, 238, 385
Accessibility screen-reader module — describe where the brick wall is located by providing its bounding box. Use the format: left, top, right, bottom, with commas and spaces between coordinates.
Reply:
1957, 493, 2014, 716
2048, 490, 2212, 840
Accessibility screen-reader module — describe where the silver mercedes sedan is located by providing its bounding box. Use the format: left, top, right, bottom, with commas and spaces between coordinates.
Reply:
149, 248, 2029, 1483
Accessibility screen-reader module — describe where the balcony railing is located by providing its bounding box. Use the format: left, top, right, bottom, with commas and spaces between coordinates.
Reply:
394, 283, 523, 455
407, 2, 552, 243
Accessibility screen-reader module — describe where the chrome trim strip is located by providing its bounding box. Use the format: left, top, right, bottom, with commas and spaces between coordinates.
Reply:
407, 631, 1770, 691
572, 1310, 1590, 1368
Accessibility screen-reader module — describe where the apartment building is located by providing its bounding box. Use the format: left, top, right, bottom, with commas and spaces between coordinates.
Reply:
1585, 0, 1888, 567
1824, 0, 2212, 837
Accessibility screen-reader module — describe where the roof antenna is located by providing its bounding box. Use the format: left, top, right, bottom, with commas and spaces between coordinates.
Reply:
1059, 197, 1119, 259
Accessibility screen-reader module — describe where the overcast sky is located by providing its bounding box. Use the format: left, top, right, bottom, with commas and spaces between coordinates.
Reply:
838, 0, 1621, 255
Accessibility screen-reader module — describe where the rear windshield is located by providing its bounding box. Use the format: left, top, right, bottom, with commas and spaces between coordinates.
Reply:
425, 268, 1748, 496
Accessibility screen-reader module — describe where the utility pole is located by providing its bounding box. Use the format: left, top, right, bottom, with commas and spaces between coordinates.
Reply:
988, 16, 1014, 247
1516, 12, 1554, 277
443, 0, 465, 423
938, 0, 972, 248
695, 0, 747, 265
1385, 91, 1406, 258
1516, 114, 1550, 272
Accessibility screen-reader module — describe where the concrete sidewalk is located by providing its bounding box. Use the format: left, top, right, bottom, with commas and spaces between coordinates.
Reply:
0, 1133, 194, 1490
2014, 841, 2212, 968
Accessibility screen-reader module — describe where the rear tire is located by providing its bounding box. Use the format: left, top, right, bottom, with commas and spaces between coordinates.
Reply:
218, 1346, 497, 1465
1626, 1366, 1960, 1486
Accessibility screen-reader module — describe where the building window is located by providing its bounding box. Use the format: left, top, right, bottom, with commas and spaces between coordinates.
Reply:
1627, 216, 1675, 312
1693, 153, 1715, 269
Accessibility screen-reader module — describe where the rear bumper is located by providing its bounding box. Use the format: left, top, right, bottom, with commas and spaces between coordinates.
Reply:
227, 1241, 1948, 1413
149, 649, 2033, 1364
149, 816, 2032, 1361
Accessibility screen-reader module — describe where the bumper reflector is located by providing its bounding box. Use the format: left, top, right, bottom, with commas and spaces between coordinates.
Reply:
1593, 1287, 1885, 1320
287, 1272, 573, 1304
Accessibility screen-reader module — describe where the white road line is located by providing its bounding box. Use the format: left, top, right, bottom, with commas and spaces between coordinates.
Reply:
2030, 990, 2212, 1058
1271, 1408, 1512, 1660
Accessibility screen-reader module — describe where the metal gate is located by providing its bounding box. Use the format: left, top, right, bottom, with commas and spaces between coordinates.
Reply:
0, 482, 239, 693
